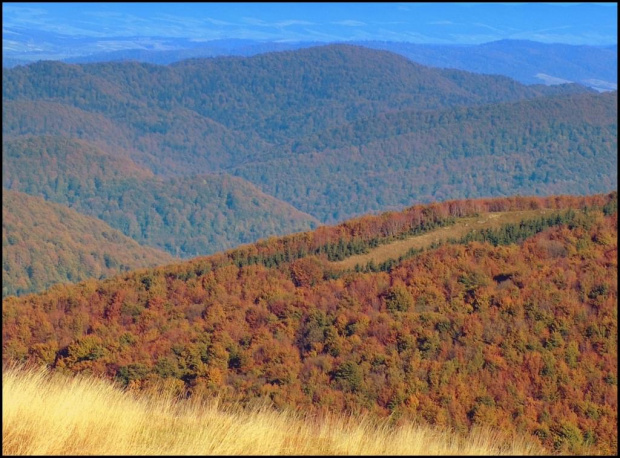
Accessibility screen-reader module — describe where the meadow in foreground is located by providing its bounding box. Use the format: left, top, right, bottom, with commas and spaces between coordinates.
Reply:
2, 365, 546, 455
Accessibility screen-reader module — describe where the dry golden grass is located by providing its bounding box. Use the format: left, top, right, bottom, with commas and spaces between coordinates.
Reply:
332, 210, 549, 270
2, 365, 547, 455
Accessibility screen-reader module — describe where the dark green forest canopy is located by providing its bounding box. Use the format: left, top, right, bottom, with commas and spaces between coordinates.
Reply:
232, 91, 617, 221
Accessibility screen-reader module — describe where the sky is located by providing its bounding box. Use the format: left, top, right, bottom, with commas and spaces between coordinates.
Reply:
3, 2, 618, 60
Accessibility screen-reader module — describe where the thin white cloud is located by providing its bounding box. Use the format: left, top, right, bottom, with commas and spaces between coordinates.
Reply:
2, 27, 22, 35
429, 21, 454, 25
153, 14, 214, 26
2, 6, 53, 30
332, 20, 366, 27
473, 22, 507, 34
541, 2, 610, 6
449, 33, 502, 44
298, 28, 351, 41
83, 11, 129, 19
241, 17, 314, 28
202, 17, 236, 27
373, 28, 453, 44
275, 20, 316, 27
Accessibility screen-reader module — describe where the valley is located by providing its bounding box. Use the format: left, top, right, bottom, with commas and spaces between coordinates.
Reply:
2, 190, 174, 297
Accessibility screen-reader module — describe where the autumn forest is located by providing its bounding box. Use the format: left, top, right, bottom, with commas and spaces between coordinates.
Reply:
2, 42, 617, 455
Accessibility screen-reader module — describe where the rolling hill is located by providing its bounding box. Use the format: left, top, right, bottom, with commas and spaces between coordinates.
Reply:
358, 40, 617, 92
3, 192, 616, 455
3, 44, 596, 173
2, 190, 174, 297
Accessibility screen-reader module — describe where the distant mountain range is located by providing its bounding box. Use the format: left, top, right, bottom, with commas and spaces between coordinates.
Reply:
356, 40, 617, 92
3, 36, 616, 92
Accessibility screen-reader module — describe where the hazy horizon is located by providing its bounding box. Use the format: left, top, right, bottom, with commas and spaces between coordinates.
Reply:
3, 2, 618, 62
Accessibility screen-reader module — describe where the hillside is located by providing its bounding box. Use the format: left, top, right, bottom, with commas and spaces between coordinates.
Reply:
232, 91, 617, 221
3, 192, 616, 455
165, 45, 592, 144
2, 136, 319, 258
2, 190, 174, 297
330, 209, 551, 270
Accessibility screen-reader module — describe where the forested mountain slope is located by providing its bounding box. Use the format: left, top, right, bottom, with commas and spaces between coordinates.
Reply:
232, 91, 617, 221
3, 44, 595, 174
3, 44, 615, 256
3, 192, 616, 455
2, 137, 319, 258
2, 190, 174, 297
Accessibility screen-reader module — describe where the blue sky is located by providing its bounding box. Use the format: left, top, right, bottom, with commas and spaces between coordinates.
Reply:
3, 2, 618, 50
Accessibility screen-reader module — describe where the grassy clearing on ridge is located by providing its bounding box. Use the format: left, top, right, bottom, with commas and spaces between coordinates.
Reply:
331, 209, 549, 270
